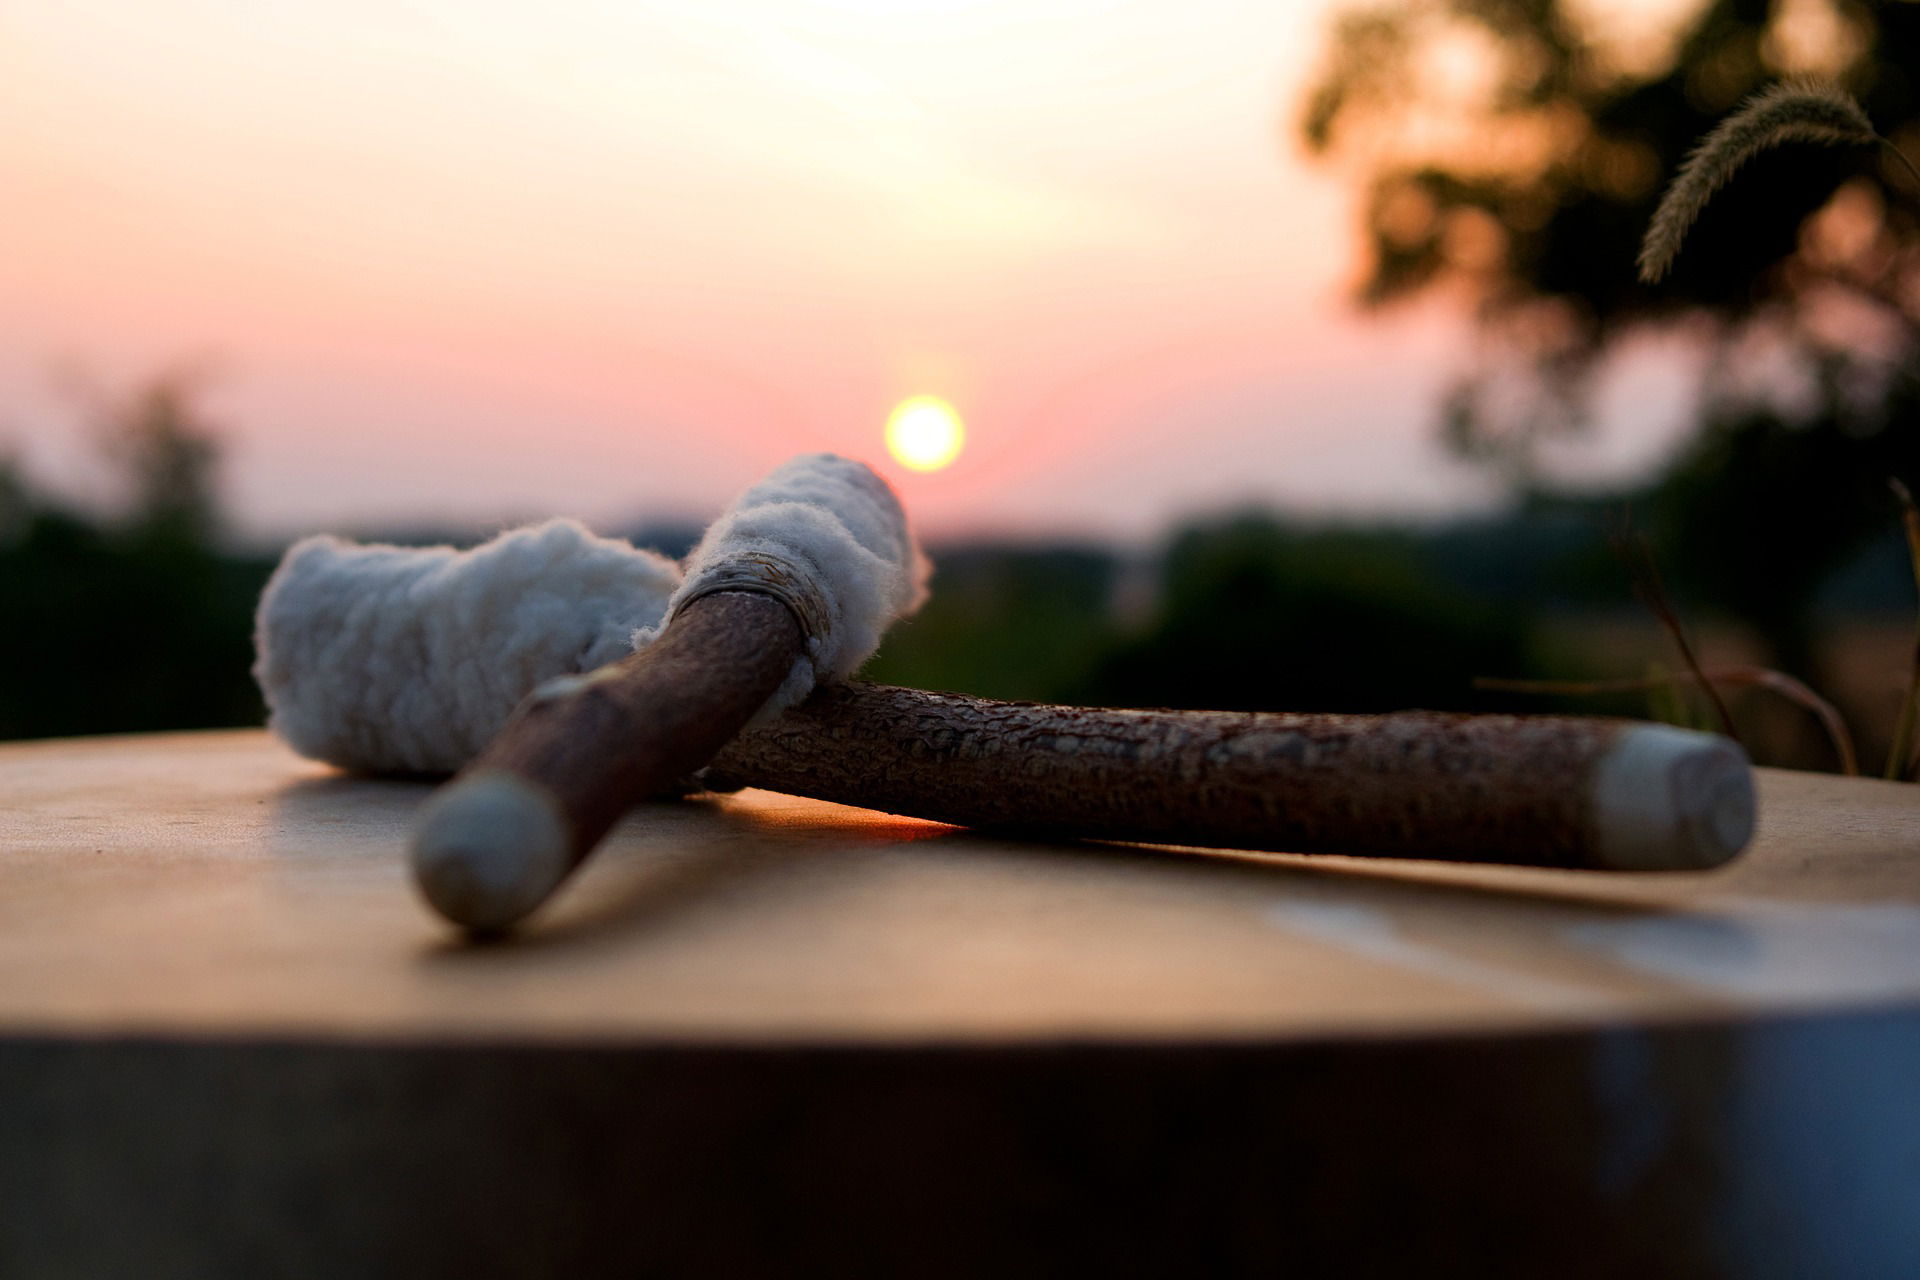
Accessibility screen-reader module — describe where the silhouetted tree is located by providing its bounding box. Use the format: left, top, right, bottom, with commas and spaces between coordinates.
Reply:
1304, 0, 1920, 675
0, 375, 270, 739
95, 370, 225, 546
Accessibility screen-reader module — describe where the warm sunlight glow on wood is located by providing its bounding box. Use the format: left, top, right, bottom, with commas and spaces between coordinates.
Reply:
885, 395, 966, 471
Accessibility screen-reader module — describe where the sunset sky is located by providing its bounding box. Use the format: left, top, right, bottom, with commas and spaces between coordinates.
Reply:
0, 0, 1692, 542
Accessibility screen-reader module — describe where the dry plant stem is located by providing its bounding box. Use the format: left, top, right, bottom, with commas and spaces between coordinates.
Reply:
1886, 479, 1920, 781
1478, 666, 1858, 776
411, 592, 804, 931
1880, 138, 1920, 198
1618, 528, 1740, 742
1904, 639, 1920, 782
708, 685, 1755, 872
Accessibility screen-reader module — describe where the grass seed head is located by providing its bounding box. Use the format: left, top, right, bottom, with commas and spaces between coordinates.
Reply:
1638, 80, 1878, 284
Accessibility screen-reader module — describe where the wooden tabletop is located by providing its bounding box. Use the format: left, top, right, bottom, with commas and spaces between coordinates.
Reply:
6, 728, 1920, 1277
4, 728, 1916, 1046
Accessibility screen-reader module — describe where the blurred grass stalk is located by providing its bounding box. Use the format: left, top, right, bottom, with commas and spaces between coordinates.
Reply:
1884, 479, 1920, 780
1477, 666, 1859, 777
1620, 82, 1920, 781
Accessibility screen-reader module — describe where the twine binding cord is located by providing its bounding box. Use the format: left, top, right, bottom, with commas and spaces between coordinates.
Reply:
253, 453, 929, 777
636, 452, 928, 723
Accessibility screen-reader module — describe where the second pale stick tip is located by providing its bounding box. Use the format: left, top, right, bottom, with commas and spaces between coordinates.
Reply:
411, 771, 573, 932
1589, 724, 1756, 872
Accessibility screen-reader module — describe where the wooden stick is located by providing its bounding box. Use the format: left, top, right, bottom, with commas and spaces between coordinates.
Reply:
705, 684, 1756, 873
411, 592, 803, 932
417, 660, 1756, 932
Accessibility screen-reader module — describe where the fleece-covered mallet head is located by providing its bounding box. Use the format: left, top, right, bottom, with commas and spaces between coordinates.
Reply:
255, 520, 682, 775
255, 453, 927, 931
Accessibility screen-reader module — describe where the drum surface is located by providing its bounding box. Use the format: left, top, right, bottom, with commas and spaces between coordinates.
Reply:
2, 730, 1916, 1276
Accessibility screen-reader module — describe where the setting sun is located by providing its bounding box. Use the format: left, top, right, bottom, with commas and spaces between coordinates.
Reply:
884, 395, 966, 471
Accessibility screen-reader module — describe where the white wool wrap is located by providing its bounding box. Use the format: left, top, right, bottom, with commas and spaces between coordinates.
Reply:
254, 453, 927, 775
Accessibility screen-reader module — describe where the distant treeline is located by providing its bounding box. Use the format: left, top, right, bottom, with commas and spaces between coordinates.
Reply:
1, 476, 1578, 740
872, 514, 1620, 715
3, 377, 1912, 748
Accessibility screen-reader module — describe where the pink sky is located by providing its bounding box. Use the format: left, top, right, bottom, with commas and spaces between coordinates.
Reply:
0, 0, 1692, 542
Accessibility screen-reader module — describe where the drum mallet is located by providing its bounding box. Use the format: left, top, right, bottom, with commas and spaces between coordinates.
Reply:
256, 455, 1755, 935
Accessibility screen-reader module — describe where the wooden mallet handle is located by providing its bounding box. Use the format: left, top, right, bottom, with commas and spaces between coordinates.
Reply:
417, 644, 1755, 933
708, 685, 1756, 874
418, 658, 1755, 933
411, 591, 803, 932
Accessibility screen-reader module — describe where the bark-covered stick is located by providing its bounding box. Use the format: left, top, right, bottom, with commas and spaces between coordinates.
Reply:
408, 455, 927, 932
706, 684, 1756, 872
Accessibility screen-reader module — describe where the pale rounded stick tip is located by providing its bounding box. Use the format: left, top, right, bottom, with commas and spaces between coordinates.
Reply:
1589, 724, 1756, 871
411, 771, 573, 932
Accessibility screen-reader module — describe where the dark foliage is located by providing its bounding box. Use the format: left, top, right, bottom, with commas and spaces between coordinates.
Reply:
862, 515, 1613, 714
1305, 0, 1920, 672
1074, 515, 1541, 714
0, 383, 272, 740
861, 544, 1120, 701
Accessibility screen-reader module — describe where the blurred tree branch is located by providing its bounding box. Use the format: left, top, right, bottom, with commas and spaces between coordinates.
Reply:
1302, 0, 1920, 455
1302, 0, 1920, 680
